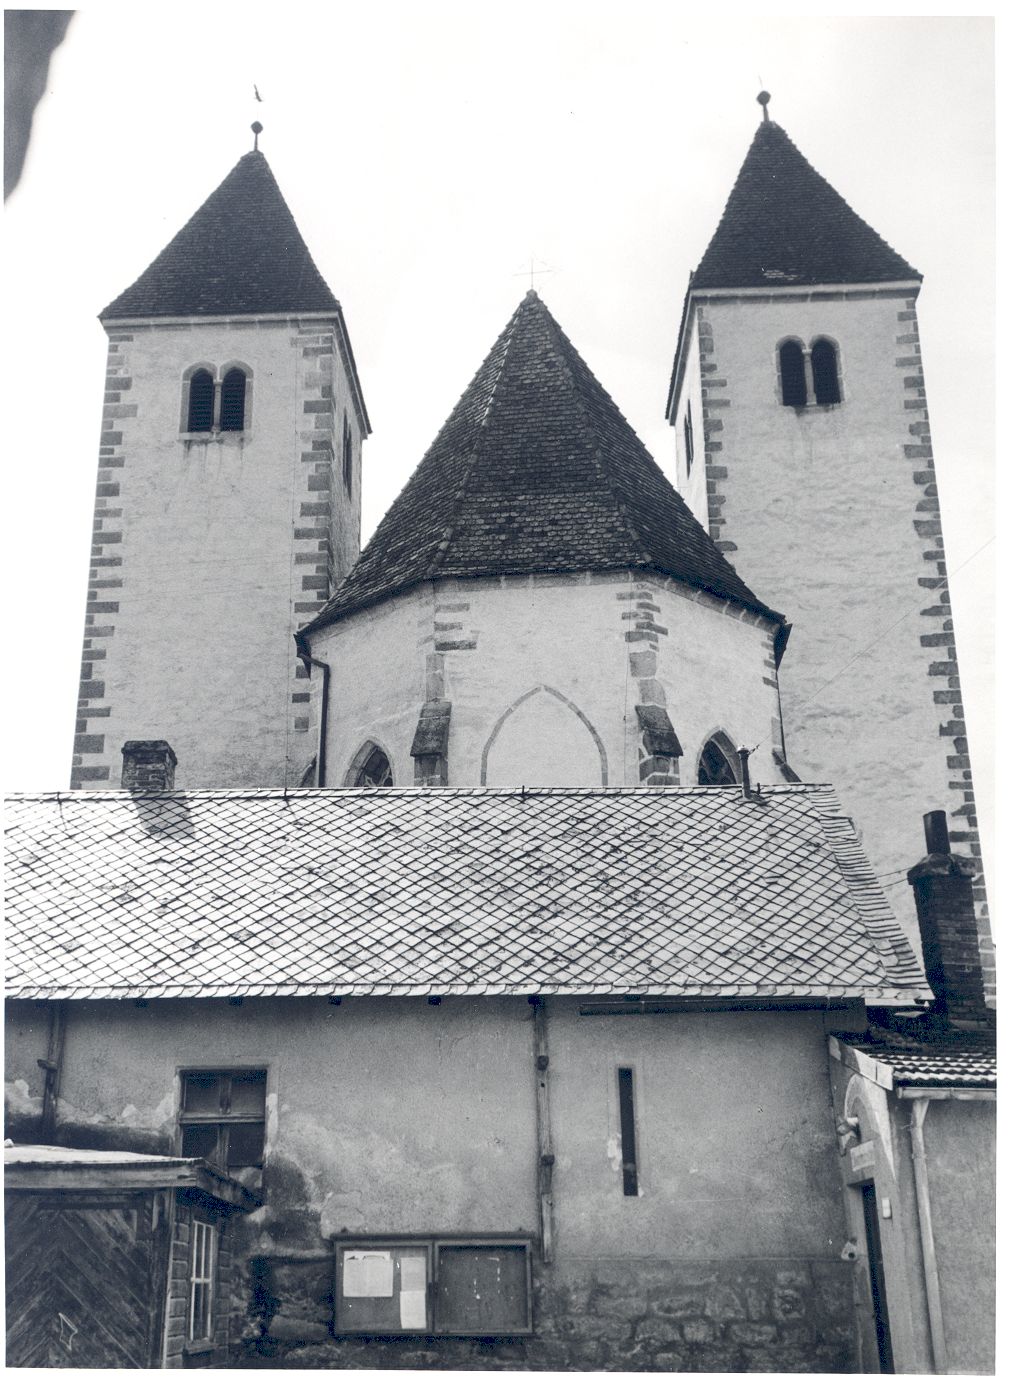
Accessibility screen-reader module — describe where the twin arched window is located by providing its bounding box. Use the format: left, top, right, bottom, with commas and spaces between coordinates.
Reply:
778, 338, 841, 408
184, 365, 250, 434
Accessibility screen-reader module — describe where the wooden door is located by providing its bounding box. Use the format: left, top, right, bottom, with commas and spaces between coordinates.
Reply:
5, 1190, 171, 1368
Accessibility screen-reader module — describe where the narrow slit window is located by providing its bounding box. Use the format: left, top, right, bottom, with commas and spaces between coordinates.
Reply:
778, 340, 807, 407
617, 1067, 639, 1196
188, 1220, 215, 1344
811, 338, 841, 405
220, 368, 247, 431
684, 400, 695, 476
343, 413, 353, 495
187, 370, 215, 432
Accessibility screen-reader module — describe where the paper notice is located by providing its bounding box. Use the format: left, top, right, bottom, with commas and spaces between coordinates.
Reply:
343, 1249, 394, 1298
399, 1255, 427, 1293
399, 1289, 427, 1329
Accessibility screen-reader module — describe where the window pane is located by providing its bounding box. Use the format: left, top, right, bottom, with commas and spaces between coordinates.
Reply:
220, 368, 246, 431
435, 1245, 529, 1333
187, 370, 214, 432
228, 1070, 267, 1116
779, 342, 806, 407
811, 338, 841, 405
181, 1124, 219, 1160
182, 1071, 222, 1115
225, 1121, 265, 1167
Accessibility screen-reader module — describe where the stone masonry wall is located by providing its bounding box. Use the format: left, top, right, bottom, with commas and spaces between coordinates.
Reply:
236, 1252, 855, 1371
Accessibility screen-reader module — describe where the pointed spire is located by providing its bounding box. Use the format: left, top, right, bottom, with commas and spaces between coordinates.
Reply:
101, 149, 339, 319
692, 117, 920, 289
302, 294, 781, 635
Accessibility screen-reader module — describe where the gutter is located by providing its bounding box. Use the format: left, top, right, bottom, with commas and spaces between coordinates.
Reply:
294, 633, 330, 787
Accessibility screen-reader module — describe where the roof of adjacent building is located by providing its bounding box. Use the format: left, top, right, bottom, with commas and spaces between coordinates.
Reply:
4, 784, 926, 1004
692, 119, 920, 291
101, 150, 341, 320
301, 292, 782, 635
847, 1037, 996, 1089
4, 1145, 257, 1206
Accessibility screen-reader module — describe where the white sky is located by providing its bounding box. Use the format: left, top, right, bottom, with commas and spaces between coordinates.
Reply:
2, 6, 997, 909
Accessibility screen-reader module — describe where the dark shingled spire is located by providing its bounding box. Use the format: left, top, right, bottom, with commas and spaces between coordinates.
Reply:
101, 150, 340, 319
692, 119, 920, 289
302, 292, 782, 636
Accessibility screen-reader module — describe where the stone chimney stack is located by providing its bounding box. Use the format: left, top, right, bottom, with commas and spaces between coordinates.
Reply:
121, 741, 177, 792
907, 810, 990, 1029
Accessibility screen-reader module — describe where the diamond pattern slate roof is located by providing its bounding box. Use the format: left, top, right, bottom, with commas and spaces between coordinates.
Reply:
301, 292, 781, 635
851, 1039, 995, 1089
4, 785, 926, 1003
692, 120, 920, 290
101, 151, 340, 320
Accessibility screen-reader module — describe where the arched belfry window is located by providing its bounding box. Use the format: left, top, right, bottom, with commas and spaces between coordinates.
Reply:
697, 733, 741, 786
183, 364, 251, 434
347, 743, 394, 788
220, 368, 247, 431
187, 369, 215, 432
811, 338, 841, 405
778, 340, 807, 407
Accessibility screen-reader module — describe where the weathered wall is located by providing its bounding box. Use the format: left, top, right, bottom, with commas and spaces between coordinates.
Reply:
310, 569, 787, 790
71, 316, 363, 793
5, 997, 861, 1370
828, 1047, 995, 1374
921, 1097, 996, 1374
670, 288, 989, 978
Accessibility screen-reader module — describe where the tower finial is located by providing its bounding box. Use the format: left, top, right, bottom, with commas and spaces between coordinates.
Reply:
251, 120, 263, 151
756, 91, 771, 123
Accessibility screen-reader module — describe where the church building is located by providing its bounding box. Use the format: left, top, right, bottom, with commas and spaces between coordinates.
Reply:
4, 99, 994, 1373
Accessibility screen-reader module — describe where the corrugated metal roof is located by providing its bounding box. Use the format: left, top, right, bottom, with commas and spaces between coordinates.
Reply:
4, 785, 926, 1003
301, 291, 781, 635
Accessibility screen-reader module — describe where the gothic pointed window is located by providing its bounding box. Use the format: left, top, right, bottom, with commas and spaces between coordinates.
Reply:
349, 744, 394, 787
187, 369, 215, 432
698, 734, 740, 786
811, 338, 841, 405
220, 368, 247, 431
778, 340, 807, 407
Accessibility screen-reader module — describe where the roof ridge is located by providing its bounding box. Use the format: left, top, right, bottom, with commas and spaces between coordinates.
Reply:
422, 298, 525, 583
533, 298, 655, 568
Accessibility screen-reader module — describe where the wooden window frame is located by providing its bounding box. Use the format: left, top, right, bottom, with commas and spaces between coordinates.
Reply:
178, 1068, 267, 1171
187, 1218, 216, 1349
332, 1235, 533, 1337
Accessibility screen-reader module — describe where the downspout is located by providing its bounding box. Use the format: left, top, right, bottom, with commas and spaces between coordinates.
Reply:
38, 1000, 66, 1143
530, 998, 555, 1263
295, 633, 330, 787
909, 1097, 947, 1373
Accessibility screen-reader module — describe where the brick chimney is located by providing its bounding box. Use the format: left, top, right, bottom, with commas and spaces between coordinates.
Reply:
907, 810, 989, 1029
121, 740, 177, 792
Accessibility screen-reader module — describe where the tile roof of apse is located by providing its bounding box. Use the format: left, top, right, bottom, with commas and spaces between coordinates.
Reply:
4, 785, 927, 1003
101, 150, 341, 320
300, 292, 782, 635
691, 119, 920, 290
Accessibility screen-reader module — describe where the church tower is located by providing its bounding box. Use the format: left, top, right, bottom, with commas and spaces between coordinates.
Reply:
667, 97, 991, 992
71, 139, 370, 791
